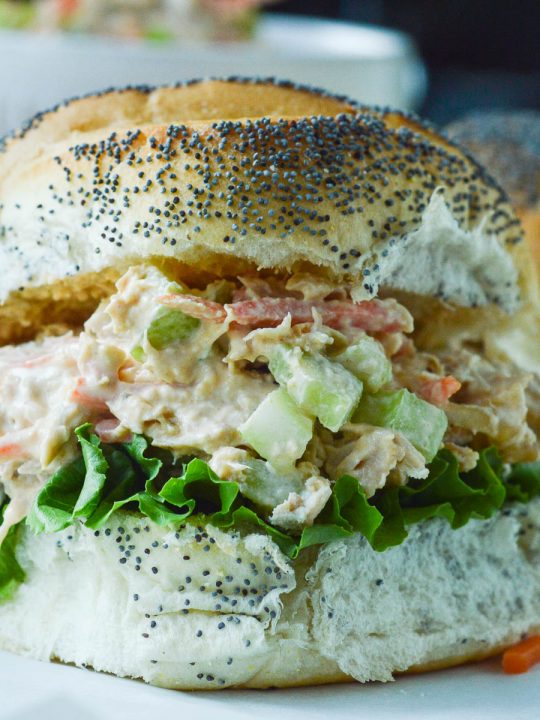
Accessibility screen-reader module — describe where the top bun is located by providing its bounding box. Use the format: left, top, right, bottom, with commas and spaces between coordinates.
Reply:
0, 78, 529, 345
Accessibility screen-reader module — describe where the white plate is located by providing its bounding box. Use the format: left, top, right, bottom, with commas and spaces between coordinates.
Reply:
2, 650, 539, 720
0, 14, 426, 135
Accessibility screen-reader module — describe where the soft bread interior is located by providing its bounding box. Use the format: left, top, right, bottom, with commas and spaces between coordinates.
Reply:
1, 500, 540, 689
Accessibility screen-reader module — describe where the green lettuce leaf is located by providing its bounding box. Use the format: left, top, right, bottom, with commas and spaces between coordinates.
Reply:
505, 461, 540, 502
27, 429, 179, 533
73, 425, 109, 521
0, 499, 26, 603
86, 434, 164, 528
0, 522, 25, 603
22, 426, 540, 560
123, 434, 163, 494
84, 445, 139, 529
27, 456, 87, 534
160, 458, 239, 521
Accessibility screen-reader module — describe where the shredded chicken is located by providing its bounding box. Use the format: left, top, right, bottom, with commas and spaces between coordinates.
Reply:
270, 475, 332, 531
391, 434, 431, 485
210, 446, 330, 529
377, 332, 411, 359
285, 272, 346, 301
0, 334, 87, 473
393, 349, 451, 402
234, 272, 346, 303
226, 313, 337, 364
441, 350, 539, 463
209, 446, 252, 481
324, 423, 428, 497
235, 275, 295, 301
444, 442, 479, 472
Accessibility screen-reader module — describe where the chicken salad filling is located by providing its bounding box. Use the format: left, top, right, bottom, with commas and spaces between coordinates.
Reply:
1, 262, 540, 560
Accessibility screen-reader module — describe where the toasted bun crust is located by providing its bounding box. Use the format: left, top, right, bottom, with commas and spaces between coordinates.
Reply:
0, 78, 527, 345
447, 111, 540, 271
1, 500, 540, 689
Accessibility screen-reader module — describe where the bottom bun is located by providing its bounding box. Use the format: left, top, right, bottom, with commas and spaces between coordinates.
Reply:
1, 500, 540, 689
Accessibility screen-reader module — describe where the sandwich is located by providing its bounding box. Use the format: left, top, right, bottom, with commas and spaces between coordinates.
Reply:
1, 78, 540, 690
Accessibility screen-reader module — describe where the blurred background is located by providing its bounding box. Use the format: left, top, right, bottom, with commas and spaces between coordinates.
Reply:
280, 0, 540, 123
0, 0, 538, 134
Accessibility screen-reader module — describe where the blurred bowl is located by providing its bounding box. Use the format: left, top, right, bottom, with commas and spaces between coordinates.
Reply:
0, 14, 426, 134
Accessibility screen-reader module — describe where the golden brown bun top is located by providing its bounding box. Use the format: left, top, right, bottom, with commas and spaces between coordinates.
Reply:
0, 78, 527, 345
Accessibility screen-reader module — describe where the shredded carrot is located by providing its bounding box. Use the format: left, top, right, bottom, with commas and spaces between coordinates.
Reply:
70, 379, 109, 412
0, 443, 23, 459
417, 375, 461, 406
502, 635, 540, 674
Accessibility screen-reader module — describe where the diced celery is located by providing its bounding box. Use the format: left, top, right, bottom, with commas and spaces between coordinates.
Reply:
166, 280, 188, 295
239, 388, 313, 472
131, 345, 146, 363
353, 388, 447, 461
266, 345, 294, 384
146, 307, 200, 351
130, 279, 198, 359
234, 458, 304, 510
269, 346, 362, 432
335, 336, 392, 392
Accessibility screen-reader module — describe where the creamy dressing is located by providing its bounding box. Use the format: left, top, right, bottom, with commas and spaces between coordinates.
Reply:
80, 265, 273, 454
0, 335, 88, 542
108, 357, 273, 455
0, 335, 84, 468
90, 264, 229, 384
